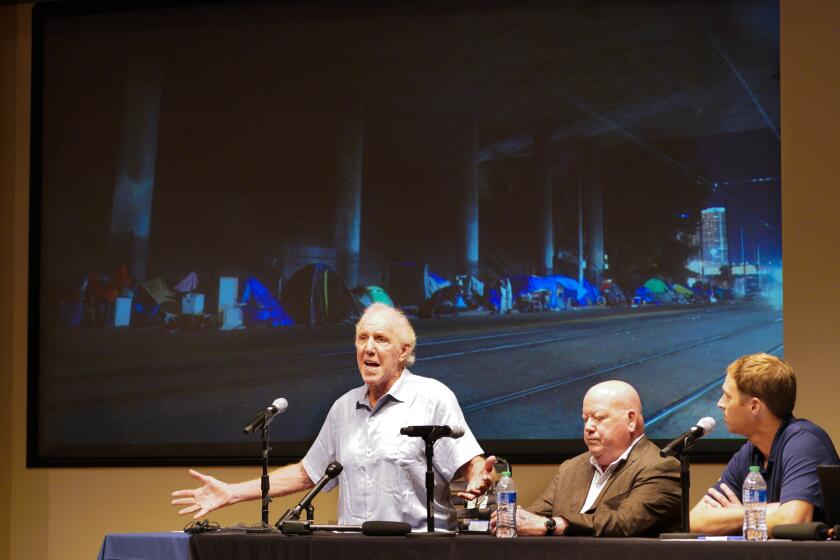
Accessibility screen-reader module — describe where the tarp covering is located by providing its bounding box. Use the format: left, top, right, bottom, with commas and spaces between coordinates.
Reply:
241, 276, 293, 326
425, 267, 451, 300
420, 285, 465, 317
174, 271, 199, 293
465, 275, 484, 297
509, 275, 573, 309
493, 274, 598, 309
282, 263, 360, 324
487, 278, 513, 313
140, 277, 180, 315
582, 279, 600, 304
141, 278, 177, 305
545, 275, 593, 306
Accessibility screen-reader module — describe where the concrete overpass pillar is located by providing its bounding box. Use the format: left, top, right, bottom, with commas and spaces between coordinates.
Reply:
457, 115, 480, 277
534, 133, 553, 275
109, 58, 161, 283
582, 144, 605, 284
334, 101, 364, 288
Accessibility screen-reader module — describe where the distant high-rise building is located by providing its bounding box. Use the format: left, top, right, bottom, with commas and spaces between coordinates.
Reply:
701, 207, 729, 270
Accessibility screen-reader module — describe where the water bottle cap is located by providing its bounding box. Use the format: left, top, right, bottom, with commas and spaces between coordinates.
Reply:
749, 465, 760, 473
502, 471, 511, 477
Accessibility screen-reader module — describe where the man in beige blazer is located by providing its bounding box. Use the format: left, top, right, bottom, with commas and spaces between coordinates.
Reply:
493, 380, 680, 537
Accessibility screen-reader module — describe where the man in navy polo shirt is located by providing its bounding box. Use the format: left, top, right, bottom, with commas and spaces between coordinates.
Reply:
691, 353, 840, 535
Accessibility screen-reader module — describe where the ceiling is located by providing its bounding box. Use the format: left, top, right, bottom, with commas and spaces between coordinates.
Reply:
40, 0, 781, 169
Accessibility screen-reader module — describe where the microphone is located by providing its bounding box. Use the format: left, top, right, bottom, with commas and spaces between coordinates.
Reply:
277, 462, 343, 525
660, 417, 716, 458
400, 425, 465, 441
242, 397, 288, 435
771, 521, 839, 540
279, 520, 412, 536
361, 521, 412, 536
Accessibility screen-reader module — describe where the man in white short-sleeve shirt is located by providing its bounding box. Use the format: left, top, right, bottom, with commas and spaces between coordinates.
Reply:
172, 303, 495, 530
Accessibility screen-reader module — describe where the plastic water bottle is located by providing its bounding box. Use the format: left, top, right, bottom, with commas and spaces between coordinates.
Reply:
742, 465, 768, 541
496, 470, 517, 538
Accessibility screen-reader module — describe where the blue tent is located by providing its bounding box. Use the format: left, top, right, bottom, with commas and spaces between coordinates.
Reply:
424, 267, 451, 299
508, 275, 565, 310
633, 286, 658, 305
583, 279, 600, 304
241, 277, 294, 326
544, 275, 593, 306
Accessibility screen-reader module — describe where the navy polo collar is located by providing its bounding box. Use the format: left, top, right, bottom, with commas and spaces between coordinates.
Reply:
750, 414, 795, 475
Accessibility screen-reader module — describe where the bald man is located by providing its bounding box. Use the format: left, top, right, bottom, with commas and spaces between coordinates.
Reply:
494, 380, 681, 537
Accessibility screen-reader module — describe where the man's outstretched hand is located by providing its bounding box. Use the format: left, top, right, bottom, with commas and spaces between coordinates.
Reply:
171, 469, 234, 519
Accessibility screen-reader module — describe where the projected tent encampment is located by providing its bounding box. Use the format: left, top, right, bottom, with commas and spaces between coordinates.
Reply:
281, 263, 360, 324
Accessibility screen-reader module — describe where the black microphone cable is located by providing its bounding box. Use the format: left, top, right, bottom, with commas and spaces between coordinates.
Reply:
184, 519, 220, 534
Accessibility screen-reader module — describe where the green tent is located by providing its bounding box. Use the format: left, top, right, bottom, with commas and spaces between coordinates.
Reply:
673, 284, 694, 297
353, 285, 395, 308
643, 278, 671, 294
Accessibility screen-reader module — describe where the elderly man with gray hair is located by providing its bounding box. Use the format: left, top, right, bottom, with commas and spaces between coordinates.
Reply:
172, 303, 495, 531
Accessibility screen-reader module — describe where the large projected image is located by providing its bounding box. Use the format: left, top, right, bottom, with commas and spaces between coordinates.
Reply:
33, 1, 782, 464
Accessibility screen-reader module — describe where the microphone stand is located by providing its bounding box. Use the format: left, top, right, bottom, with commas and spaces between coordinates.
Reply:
275, 462, 343, 531
668, 437, 697, 534
678, 451, 690, 533
246, 423, 277, 533
425, 439, 435, 533
407, 434, 455, 537
261, 423, 272, 527
658, 422, 715, 538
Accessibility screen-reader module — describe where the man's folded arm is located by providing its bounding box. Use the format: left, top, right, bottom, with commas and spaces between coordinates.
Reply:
689, 499, 745, 535
691, 478, 815, 535
768, 499, 814, 529
691, 498, 813, 535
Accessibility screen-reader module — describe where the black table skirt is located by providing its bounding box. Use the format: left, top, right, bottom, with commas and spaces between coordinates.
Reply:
190, 532, 840, 560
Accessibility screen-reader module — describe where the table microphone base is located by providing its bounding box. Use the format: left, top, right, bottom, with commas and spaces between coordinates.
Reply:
245, 523, 279, 534
406, 531, 457, 537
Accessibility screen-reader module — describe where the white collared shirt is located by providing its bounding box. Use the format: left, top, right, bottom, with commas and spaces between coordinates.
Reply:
580, 434, 645, 513
301, 369, 483, 530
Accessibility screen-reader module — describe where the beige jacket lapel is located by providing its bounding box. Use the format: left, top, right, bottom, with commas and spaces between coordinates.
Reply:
567, 458, 597, 514
586, 436, 648, 512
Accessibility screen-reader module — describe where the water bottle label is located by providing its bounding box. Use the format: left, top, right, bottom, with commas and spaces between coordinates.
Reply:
498, 491, 517, 505
743, 489, 767, 503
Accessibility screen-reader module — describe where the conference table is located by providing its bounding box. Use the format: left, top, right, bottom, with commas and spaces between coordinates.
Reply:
98, 530, 840, 560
